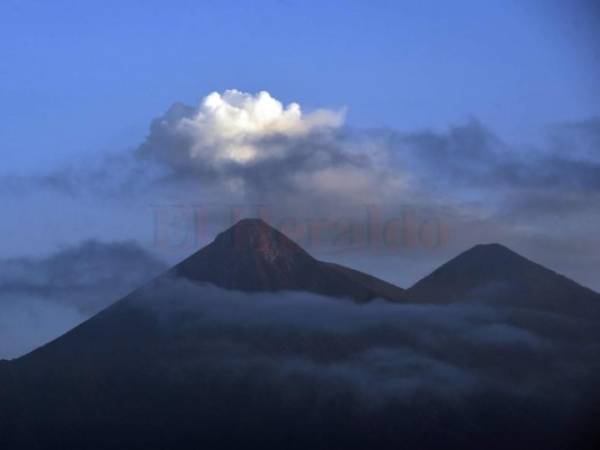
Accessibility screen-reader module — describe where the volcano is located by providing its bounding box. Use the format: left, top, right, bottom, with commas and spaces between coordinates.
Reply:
172, 218, 408, 302
408, 243, 600, 317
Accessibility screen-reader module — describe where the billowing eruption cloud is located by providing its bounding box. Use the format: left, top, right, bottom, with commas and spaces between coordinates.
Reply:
178, 89, 344, 164
138, 89, 404, 209
140, 89, 345, 170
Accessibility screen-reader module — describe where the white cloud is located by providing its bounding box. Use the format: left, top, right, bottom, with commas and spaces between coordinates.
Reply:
176, 89, 344, 164
137, 88, 408, 209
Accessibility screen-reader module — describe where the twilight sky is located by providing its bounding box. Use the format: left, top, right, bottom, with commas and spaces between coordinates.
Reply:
1, 0, 599, 358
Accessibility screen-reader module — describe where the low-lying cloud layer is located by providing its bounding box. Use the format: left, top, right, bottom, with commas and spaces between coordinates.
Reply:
140, 279, 600, 398
121, 279, 600, 448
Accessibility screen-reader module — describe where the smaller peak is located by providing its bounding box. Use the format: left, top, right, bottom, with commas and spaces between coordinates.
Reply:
456, 242, 529, 265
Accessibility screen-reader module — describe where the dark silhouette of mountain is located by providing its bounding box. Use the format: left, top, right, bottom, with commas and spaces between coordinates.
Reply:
408, 243, 600, 317
173, 218, 407, 302
1, 228, 600, 450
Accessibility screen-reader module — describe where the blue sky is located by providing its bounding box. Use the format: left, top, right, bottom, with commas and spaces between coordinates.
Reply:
2, 0, 599, 171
